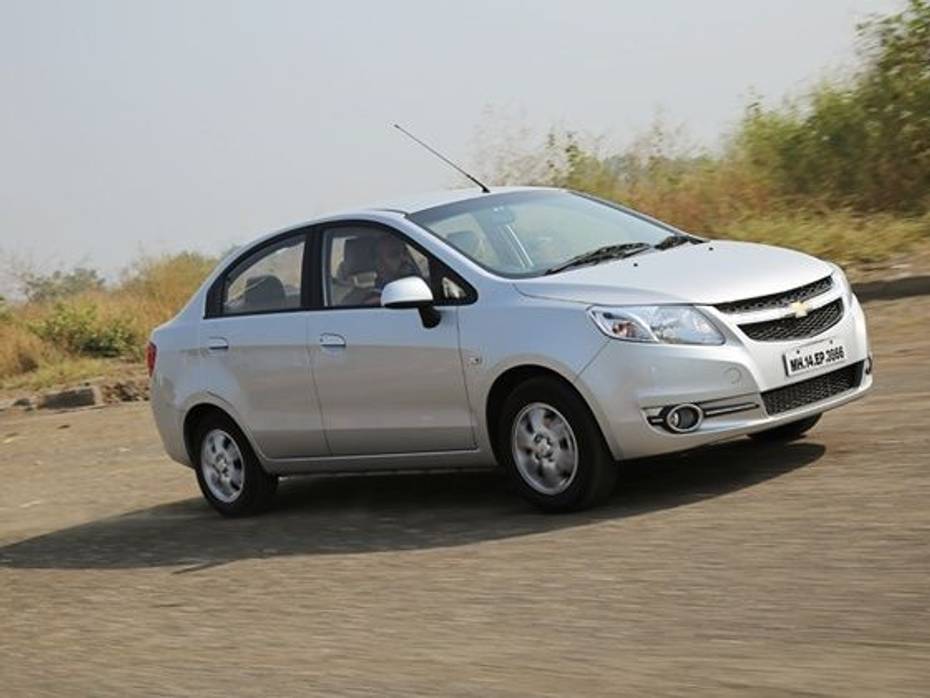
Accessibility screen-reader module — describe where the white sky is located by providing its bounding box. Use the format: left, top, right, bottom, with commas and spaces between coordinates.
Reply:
0, 0, 902, 287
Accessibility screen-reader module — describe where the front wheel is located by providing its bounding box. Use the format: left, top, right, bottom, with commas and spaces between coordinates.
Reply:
749, 414, 822, 443
194, 414, 278, 517
498, 377, 617, 513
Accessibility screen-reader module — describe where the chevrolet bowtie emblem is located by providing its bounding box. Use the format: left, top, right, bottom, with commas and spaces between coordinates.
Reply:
788, 300, 810, 318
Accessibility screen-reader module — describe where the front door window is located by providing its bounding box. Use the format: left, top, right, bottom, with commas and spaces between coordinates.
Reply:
322, 227, 430, 308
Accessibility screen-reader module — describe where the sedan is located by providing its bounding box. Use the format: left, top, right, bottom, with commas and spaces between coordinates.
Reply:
149, 187, 872, 515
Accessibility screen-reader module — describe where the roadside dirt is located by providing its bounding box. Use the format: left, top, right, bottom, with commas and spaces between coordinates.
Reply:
0, 366, 150, 409
1, 297, 928, 696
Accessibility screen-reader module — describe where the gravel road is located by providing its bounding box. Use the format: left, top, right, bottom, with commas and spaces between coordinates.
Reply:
1, 297, 928, 697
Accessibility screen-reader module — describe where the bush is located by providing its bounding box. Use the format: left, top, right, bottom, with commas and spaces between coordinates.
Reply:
481, 1, 930, 228
119, 252, 217, 307
117, 251, 218, 329
0, 252, 218, 386
736, 0, 930, 213
30, 302, 140, 359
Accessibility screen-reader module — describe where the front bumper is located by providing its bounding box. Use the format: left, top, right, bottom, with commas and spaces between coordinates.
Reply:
576, 293, 872, 460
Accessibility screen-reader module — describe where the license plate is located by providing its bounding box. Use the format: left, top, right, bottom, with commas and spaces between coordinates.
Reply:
784, 337, 847, 377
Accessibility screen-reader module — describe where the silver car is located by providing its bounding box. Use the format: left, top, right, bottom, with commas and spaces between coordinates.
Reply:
149, 187, 872, 516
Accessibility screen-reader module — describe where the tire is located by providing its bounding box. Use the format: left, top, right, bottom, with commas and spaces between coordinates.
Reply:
498, 376, 617, 513
193, 413, 278, 517
749, 414, 822, 443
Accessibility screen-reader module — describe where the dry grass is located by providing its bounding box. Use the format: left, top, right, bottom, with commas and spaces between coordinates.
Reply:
0, 321, 117, 392
543, 140, 930, 269
0, 323, 53, 378
716, 211, 930, 267
0, 252, 217, 390
0, 357, 116, 392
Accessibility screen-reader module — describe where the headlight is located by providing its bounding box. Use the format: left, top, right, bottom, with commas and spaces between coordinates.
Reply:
588, 305, 725, 345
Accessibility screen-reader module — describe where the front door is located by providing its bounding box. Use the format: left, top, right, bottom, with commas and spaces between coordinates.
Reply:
311, 224, 475, 456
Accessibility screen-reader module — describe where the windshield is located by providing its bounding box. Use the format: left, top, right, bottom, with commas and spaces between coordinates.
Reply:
408, 190, 678, 277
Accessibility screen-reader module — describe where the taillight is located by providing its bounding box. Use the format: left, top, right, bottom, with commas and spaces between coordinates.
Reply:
146, 342, 157, 377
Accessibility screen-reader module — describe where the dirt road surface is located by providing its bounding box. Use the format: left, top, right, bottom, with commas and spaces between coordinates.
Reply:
2, 297, 928, 697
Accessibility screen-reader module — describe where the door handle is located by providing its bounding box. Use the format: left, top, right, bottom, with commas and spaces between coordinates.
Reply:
207, 337, 229, 352
319, 333, 346, 349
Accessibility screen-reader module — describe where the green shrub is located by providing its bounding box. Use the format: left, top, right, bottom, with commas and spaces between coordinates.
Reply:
30, 302, 140, 358
736, 0, 930, 213
484, 1, 930, 226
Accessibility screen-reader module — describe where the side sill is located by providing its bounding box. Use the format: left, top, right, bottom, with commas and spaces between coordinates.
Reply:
261, 449, 492, 476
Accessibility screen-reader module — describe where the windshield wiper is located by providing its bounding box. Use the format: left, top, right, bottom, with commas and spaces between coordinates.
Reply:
543, 235, 705, 275
653, 234, 704, 250
544, 242, 653, 275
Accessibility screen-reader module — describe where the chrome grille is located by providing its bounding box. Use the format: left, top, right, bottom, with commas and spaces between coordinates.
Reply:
716, 276, 833, 314
739, 299, 844, 342
762, 362, 863, 415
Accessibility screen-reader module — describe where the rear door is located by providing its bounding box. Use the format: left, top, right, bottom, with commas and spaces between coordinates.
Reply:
310, 222, 476, 456
200, 231, 328, 459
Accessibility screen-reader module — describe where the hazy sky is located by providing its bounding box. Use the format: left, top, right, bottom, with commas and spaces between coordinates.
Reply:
0, 0, 901, 286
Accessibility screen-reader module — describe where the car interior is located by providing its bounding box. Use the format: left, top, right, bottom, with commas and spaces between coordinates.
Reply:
218, 227, 472, 316
222, 239, 304, 315
326, 230, 429, 307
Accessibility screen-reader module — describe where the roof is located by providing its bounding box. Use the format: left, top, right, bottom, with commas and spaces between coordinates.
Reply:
362, 186, 542, 215
223, 186, 553, 262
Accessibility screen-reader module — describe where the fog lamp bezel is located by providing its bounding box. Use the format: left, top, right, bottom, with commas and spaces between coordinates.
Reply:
661, 403, 704, 433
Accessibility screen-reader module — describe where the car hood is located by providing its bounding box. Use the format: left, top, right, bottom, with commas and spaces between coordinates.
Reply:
514, 240, 834, 306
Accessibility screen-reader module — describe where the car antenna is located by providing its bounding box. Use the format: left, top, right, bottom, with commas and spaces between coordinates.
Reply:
393, 123, 490, 194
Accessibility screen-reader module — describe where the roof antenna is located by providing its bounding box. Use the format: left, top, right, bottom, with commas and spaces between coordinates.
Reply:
393, 123, 490, 193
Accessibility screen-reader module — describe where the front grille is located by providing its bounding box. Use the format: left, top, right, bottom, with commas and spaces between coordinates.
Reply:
762, 362, 863, 415
739, 298, 844, 342
716, 276, 833, 314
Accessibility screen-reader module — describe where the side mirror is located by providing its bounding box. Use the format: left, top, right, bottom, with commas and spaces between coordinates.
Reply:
381, 276, 441, 328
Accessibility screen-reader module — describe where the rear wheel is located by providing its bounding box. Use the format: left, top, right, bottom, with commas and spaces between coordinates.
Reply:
194, 414, 278, 517
498, 377, 617, 513
749, 414, 822, 443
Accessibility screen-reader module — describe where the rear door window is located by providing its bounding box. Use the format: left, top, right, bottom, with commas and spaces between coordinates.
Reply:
222, 235, 305, 315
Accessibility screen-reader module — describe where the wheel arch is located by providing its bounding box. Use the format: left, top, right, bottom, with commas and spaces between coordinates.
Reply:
485, 364, 614, 465
182, 401, 266, 470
